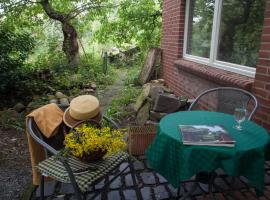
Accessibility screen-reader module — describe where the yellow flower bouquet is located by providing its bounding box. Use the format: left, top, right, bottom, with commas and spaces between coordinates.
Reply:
64, 124, 127, 161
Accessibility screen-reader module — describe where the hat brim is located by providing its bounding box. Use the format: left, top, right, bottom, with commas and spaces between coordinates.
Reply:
63, 107, 102, 128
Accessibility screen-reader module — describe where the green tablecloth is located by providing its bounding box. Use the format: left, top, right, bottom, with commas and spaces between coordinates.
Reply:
146, 111, 270, 195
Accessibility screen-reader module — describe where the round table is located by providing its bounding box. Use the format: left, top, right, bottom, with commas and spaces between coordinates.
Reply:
146, 111, 270, 195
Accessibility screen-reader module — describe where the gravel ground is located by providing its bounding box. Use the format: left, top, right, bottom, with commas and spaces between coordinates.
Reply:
0, 128, 32, 200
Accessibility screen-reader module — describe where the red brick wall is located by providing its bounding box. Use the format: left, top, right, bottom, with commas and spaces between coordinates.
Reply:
161, 0, 270, 131
160, 0, 186, 94
252, 1, 270, 130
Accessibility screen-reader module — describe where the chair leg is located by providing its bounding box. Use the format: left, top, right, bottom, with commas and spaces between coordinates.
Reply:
40, 175, 44, 200
128, 157, 143, 200
70, 180, 83, 200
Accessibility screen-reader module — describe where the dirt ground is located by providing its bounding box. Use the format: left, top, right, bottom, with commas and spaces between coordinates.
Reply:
0, 127, 32, 200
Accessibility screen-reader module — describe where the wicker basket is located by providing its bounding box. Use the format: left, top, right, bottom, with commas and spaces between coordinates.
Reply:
128, 125, 157, 155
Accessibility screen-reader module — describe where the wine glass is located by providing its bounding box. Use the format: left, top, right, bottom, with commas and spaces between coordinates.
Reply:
234, 108, 247, 130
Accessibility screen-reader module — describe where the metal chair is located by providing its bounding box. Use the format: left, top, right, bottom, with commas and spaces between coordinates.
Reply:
26, 113, 136, 200
185, 87, 259, 199
188, 87, 258, 120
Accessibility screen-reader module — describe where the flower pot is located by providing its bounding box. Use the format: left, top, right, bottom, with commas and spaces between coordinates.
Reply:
80, 149, 107, 162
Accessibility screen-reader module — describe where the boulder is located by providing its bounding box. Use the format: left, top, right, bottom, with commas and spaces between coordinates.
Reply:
136, 102, 150, 125
153, 94, 181, 113
47, 86, 56, 92
145, 120, 159, 126
49, 99, 58, 104
47, 95, 56, 100
13, 103, 25, 113
149, 86, 164, 102
91, 83, 97, 90
26, 102, 43, 112
149, 111, 167, 122
59, 98, 69, 106
55, 92, 67, 99
81, 88, 95, 95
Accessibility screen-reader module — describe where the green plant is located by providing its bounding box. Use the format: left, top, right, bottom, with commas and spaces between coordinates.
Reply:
0, 110, 25, 131
0, 25, 36, 107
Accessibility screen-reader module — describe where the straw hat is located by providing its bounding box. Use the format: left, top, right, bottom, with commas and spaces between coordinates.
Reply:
63, 95, 102, 128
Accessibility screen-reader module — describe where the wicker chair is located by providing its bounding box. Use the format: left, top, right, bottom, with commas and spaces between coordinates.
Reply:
27, 113, 135, 200
185, 87, 259, 199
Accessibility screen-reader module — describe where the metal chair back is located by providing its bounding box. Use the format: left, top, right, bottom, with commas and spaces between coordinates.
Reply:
188, 87, 258, 120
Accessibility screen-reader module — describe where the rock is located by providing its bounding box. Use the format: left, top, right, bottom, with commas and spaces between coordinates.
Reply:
91, 83, 97, 90
81, 88, 95, 95
26, 102, 43, 112
55, 92, 67, 99
135, 84, 151, 111
47, 95, 56, 100
136, 102, 150, 125
49, 99, 58, 104
149, 111, 167, 121
149, 86, 164, 102
153, 94, 181, 113
47, 86, 56, 92
59, 98, 69, 106
126, 103, 136, 112
157, 79, 165, 84
145, 120, 158, 126
151, 79, 159, 84
68, 96, 75, 102
13, 103, 25, 112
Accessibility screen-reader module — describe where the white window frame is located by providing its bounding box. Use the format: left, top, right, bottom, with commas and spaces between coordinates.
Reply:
183, 0, 256, 77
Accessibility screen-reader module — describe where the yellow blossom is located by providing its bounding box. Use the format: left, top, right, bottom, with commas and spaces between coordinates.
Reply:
64, 124, 127, 158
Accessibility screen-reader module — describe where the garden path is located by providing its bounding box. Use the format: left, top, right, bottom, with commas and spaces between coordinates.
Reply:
99, 69, 128, 113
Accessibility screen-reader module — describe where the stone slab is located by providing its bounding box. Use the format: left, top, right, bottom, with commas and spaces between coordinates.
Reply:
136, 102, 150, 125
153, 94, 180, 113
123, 189, 137, 200
138, 48, 161, 85
135, 84, 151, 111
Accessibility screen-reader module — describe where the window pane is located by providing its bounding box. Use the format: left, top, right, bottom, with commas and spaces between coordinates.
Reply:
217, 0, 265, 67
186, 0, 215, 58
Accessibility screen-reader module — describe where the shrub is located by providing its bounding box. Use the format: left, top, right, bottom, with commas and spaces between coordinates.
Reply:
0, 25, 35, 107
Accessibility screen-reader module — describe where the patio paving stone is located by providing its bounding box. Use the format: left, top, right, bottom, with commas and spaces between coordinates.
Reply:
156, 173, 168, 184
125, 174, 135, 187
140, 186, 153, 200
153, 185, 169, 199
107, 190, 121, 200
133, 160, 145, 171
33, 156, 270, 199
94, 179, 105, 190
140, 172, 156, 184
59, 183, 74, 194
35, 180, 57, 197
123, 189, 137, 200
109, 176, 123, 189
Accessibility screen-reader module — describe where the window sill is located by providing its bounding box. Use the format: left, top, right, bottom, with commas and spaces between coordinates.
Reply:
174, 59, 254, 91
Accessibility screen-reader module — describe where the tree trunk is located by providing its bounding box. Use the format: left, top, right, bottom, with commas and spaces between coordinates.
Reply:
40, 0, 79, 67
62, 21, 79, 67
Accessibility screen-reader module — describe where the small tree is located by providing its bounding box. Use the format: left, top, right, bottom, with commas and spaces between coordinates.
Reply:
1, 0, 111, 67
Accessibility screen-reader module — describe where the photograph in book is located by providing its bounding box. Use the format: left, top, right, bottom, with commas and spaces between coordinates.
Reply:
179, 125, 235, 147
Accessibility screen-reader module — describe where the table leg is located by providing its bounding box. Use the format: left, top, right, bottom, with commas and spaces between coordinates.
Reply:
179, 182, 198, 200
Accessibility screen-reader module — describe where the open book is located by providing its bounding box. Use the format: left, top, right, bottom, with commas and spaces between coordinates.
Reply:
179, 125, 235, 147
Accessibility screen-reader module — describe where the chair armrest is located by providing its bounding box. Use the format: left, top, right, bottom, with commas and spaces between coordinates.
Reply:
27, 118, 58, 155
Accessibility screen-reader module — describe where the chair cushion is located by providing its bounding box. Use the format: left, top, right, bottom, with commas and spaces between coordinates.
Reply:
37, 151, 129, 192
